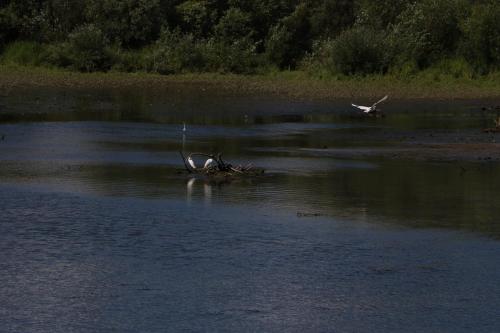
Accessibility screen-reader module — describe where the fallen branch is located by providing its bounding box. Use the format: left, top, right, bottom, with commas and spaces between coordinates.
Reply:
179, 151, 194, 173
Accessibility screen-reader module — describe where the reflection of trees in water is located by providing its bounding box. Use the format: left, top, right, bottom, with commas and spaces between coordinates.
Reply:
297, 161, 500, 236
179, 161, 500, 237
3, 86, 496, 132
2, 157, 500, 237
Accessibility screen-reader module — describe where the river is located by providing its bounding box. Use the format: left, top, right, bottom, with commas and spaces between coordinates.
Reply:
1, 86, 499, 332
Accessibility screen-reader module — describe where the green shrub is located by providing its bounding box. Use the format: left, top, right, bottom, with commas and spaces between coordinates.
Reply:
413, 58, 474, 82
0, 6, 14, 50
389, 0, 468, 69
110, 47, 150, 72
308, 0, 355, 38
206, 7, 260, 74
460, 3, 500, 74
176, 0, 215, 38
148, 28, 204, 74
49, 24, 113, 72
433, 58, 474, 79
265, 3, 311, 69
0, 41, 46, 66
214, 7, 253, 41
355, 0, 408, 30
387, 60, 419, 79
299, 39, 336, 76
38, 1, 86, 42
84, 0, 162, 48
202, 37, 260, 74
327, 27, 387, 75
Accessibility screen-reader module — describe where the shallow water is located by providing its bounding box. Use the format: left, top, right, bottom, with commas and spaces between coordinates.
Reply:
1, 87, 500, 332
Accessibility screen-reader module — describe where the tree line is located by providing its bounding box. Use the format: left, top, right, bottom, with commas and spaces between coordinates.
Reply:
1, 0, 499, 77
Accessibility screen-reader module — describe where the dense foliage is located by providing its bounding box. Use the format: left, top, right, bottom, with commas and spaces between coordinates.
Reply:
1, 0, 499, 77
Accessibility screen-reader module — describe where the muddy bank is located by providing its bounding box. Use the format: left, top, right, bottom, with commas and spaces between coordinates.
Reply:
259, 127, 500, 162
302, 143, 500, 162
3, 65, 500, 100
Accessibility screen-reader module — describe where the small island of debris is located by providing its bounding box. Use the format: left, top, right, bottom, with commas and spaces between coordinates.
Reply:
180, 152, 265, 180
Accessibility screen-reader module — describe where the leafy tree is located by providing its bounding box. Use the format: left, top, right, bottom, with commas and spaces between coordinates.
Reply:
389, 0, 469, 68
214, 7, 252, 41
460, 2, 500, 73
355, 0, 408, 30
157, 0, 181, 25
149, 28, 204, 74
47, 24, 112, 72
328, 26, 387, 75
175, 0, 218, 38
0, 6, 15, 48
266, 3, 311, 69
85, 0, 163, 48
211, 7, 258, 73
308, 0, 355, 38
202, 37, 258, 73
228, 0, 298, 51
0, 0, 44, 41
39, 0, 86, 41
1, 0, 498, 76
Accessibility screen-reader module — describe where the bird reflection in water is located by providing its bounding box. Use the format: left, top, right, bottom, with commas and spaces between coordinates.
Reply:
186, 177, 212, 206
186, 178, 195, 203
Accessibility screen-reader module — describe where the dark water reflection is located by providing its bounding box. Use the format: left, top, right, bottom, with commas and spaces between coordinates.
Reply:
1, 87, 500, 332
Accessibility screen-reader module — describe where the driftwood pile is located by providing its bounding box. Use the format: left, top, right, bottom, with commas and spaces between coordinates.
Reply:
180, 152, 264, 178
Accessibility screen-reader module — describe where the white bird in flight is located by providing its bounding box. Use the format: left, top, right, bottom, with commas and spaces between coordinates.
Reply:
351, 95, 388, 114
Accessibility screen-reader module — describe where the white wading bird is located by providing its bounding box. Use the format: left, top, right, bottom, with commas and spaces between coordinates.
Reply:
203, 158, 216, 169
187, 156, 196, 170
351, 95, 388, 114
182, 122, 187, 132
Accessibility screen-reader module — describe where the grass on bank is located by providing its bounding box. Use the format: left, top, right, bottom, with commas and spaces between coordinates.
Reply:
2, 62, 500, 100
2, 40, 500, 100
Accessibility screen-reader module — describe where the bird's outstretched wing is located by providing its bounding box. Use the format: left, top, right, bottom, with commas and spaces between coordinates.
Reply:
351, 103, 372, 112
372, 95, 388, 108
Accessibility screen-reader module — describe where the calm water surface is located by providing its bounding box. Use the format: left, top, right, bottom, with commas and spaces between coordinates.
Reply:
1, 87, 500, 332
